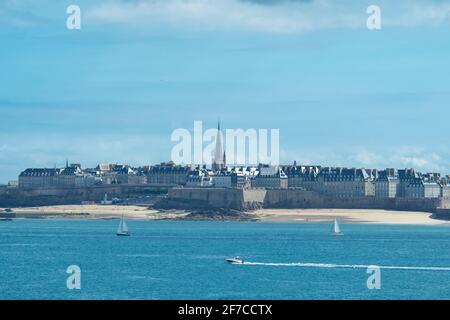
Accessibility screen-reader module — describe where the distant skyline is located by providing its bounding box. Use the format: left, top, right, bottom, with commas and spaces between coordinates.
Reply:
1, 0, 450, 182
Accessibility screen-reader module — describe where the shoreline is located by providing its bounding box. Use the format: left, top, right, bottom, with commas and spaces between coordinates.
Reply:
0, 205, 186, 220
254, 208, 448, 225
1, 204, 449, 225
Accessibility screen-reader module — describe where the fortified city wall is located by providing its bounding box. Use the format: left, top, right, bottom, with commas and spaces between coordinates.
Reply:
2, 185, 449, 214
0, 185, 167, 207
167, 187, 449, 213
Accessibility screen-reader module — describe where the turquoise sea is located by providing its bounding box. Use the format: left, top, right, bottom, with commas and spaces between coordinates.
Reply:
1, 219, 450, 300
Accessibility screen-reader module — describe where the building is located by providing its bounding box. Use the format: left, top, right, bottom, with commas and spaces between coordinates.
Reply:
282, 163, 321, 190
397, 169, 419, 197
442, 179, 450, 198
16, 159, 450, 200
186, 167, 213, 187
315, 167, 375, 198
112, 165, 141, 184
405, 173, 441, 198
19, 164, 88, 188
58, 164, 83, 187
130, 167, 149, 185
375, 168, 400, 198
18, 168, 60, 188
147, 162, 191, 186
96, 164, 119, 184
212, 170, 233, 188
252, 165, 288, 189
231, 167, 255, 189
211, 167, 252, 189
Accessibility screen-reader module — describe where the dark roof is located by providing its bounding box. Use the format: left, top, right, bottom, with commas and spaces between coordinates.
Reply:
398, 169, 418, 180
318, 167, 370, 181
149, 164, 191, 174
19, 168, 59, 177
376, 169, 398, 181
282, 165, 321, 178
257, 166, 287, 178
60, 167, 82, 176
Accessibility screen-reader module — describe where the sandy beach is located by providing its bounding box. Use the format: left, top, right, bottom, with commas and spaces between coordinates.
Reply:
1, 205, 449, 225
254, 208, 448, 225
1, 205, 189, 220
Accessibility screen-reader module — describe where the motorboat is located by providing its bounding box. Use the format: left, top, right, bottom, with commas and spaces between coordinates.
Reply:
226, 256, 244, 264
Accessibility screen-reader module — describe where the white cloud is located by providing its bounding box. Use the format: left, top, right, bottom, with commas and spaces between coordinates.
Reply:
86, 0, 341, 33
351, 149, 383, 167
0, 133, 170, 182
348, 147, 445, 172
395, 151, 442, 171
84, 0, 450, 33
285, 145, 448, 173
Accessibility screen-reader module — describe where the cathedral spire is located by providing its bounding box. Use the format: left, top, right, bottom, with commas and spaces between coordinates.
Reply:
212, 120, 225, 171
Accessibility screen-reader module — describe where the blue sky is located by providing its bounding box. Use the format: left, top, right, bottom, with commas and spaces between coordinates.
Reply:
1, 0, 450, 182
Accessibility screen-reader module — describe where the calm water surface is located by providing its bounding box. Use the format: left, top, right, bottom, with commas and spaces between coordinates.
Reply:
1, 219, 450, 299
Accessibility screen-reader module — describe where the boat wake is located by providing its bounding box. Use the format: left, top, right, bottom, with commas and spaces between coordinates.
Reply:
240, 261, 450, 271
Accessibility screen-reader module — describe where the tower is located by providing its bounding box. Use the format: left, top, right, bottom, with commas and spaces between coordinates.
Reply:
212, 121, 225, 171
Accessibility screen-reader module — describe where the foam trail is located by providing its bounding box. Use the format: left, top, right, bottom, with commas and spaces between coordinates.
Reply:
241, 262, 450, 271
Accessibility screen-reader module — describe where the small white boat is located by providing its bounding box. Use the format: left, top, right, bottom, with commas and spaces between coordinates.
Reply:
332, 218, 344, 236
117, 214, 130, 236
226, 256, 244, 264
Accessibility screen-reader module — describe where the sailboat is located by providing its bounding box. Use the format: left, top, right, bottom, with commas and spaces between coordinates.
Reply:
332, 218, 343, 236
117, 214, 130, 236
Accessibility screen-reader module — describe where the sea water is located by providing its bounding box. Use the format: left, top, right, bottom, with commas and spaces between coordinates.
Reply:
1, 219, 450, 300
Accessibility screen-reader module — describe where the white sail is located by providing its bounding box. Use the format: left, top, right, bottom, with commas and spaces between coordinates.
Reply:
121, 219, 128, 233
117, 219, 123, 234
333, 219, 342, 235
117, 215, 129, 234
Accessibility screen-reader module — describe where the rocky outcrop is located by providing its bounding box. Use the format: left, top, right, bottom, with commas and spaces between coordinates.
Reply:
181, 209, 258, 221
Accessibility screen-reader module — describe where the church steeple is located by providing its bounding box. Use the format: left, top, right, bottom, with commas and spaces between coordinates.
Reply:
212, 120, 225, 171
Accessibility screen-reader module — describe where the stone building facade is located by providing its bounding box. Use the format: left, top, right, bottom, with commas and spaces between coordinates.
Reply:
315, 167, 375, 198
282, 165, 320, 190
375, 168, 400, 198
18, 165, 85, 189
405, 173, 441, 198
19, 168, 61, 189
252, 165, 288, 189
147, 162, 191, 186
186, 168, 213, 187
